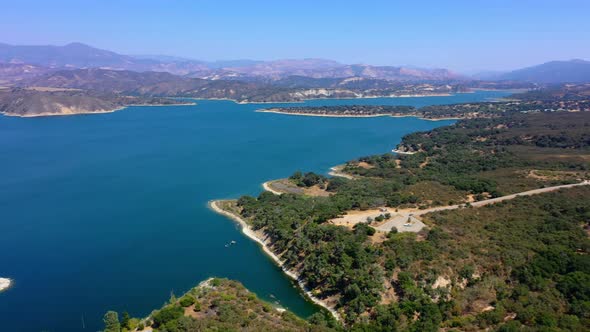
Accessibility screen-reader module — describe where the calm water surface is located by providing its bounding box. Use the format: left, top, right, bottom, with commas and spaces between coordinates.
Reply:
0, 91, 511, 331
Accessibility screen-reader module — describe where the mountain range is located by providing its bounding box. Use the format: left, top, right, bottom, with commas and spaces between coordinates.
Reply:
0, 42, 463, 81
1, 42, 590, 84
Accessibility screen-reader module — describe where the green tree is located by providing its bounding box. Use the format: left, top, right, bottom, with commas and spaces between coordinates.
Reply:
121, 311, 130, 329
103, 311, 120, 332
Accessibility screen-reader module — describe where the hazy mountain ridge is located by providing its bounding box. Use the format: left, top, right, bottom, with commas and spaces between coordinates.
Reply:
0, 42, 463, 81
0, 42, 209, 75
499, 59, 590, 83
4, 42, 588, 84
189, 61, 463, 81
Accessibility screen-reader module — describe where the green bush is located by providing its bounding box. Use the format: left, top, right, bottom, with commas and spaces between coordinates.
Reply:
179, 295, 195, 307
152, 305, 183, 327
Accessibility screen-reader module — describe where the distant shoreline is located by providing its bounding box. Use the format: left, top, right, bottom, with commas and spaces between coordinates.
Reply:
257, 109, 461, 121
236, 92, 457, 105
0, 102, 196, 118
208, 200, 340, 321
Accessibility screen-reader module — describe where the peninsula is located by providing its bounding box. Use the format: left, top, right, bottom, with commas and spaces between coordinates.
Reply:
258, 97, 590, 120
101, 278, 337, 332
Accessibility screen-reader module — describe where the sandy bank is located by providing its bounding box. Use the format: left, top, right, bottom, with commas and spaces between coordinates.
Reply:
328, 165, 354, 179
208, 200, 340, 321
262, 181, 283, 195
257, 109, 461, 122
1, 108, 121, 118
257, 109, 393, 118
391, 149, 417, 155
0, 278, 12, 292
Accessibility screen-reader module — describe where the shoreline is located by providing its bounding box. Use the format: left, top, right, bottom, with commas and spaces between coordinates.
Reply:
208, 200, 341, 321
328, 165, 354, 179
0, 278, 12, 292
0, 108, 122, 118
257, 109, 394, 118
392, 149, 417, 155
256, 109, 461, 122
262, 181, 283, 195
0, 102, 196, 118
237, 92, 456, 105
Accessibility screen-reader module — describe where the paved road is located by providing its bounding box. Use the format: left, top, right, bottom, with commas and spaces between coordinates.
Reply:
374, 180, 590, 232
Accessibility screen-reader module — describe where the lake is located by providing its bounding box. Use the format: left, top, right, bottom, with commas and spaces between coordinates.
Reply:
0, 90, 511, 331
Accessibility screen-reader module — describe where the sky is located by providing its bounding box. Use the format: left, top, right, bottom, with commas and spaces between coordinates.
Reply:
1, 0, 589, 72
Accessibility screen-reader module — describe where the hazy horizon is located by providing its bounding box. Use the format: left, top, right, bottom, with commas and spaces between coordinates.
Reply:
1, 0, 589, 72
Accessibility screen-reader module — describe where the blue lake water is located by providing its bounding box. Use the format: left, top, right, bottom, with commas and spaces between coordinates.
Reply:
0, 90, 511, 331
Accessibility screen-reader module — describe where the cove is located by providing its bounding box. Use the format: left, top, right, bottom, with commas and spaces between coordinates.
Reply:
0, 90, 512, 331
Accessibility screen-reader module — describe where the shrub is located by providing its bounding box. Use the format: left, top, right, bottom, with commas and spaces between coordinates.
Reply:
193, 302, 202, 312
152, 305, 183, 327
179, 295, 195, 307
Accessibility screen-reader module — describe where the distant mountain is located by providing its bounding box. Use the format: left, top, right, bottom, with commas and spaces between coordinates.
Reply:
0, 42, 144, 68
499, 59, 590, 83
190, 61, 463, 81
0, 42, 463, 81
0, 42, 209, 75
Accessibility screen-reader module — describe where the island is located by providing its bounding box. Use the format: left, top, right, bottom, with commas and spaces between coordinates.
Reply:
100, 278, 337, 332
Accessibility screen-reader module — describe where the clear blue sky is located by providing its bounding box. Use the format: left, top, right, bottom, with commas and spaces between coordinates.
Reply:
1, 0, 589, 72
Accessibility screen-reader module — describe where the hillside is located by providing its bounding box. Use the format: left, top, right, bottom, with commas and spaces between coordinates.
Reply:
0, 88, 189, 117
0, 42, 148, 69
22, 68, 465, 102
511, 83, 590, 101
191, 62, 463, 82
0, 63, 52, 84
500, 59, 590, 83
0, 42, 209, 75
